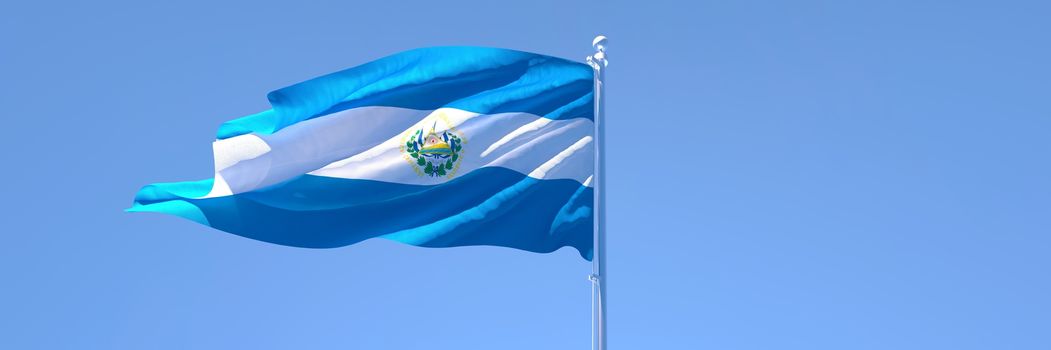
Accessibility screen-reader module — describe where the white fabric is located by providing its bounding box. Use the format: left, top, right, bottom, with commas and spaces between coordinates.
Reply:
202, 106, 594, 198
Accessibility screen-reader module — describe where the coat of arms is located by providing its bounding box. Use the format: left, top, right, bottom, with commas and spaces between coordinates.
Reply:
403, 120, 464, 178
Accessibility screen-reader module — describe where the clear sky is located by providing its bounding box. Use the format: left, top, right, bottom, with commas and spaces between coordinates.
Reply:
2, 0, 1049, 349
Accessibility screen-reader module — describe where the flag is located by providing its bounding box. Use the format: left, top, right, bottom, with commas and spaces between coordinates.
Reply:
130, 47, 595, 260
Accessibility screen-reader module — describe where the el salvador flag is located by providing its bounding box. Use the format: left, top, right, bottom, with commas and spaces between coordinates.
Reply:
130, 47, 596, 260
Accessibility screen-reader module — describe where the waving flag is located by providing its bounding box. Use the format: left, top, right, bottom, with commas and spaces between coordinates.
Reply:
130, 47, 595, 260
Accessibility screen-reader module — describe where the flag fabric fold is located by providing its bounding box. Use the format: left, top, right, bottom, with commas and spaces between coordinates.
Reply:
131, 46, 595, 260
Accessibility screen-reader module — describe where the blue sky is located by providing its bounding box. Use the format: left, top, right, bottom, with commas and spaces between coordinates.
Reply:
2, 0, 1049, 348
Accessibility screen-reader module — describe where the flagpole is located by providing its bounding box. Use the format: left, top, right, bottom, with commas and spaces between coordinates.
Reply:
587, 35, 608, 350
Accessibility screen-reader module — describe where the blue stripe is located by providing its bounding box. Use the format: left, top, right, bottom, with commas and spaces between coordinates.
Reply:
130, 167, 594, 260
217, 47, 594, 140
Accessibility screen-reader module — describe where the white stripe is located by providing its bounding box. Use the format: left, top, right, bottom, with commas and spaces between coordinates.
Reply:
202, 106, 593, 198
200, 107, 427, 198
311, 108, 594, 185
212, 134, 270, 172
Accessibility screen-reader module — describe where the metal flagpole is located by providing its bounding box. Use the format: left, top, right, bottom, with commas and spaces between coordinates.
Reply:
587, 35, 608, 350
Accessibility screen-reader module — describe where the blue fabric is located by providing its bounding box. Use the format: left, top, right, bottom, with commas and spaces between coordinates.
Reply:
130, 168, 593, 260
134, 46, 596, 260
216, 47, 594, 139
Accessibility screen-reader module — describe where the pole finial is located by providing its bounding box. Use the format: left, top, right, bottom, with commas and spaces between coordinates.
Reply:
587, 35, 609, 70
592, 35, 608, 51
